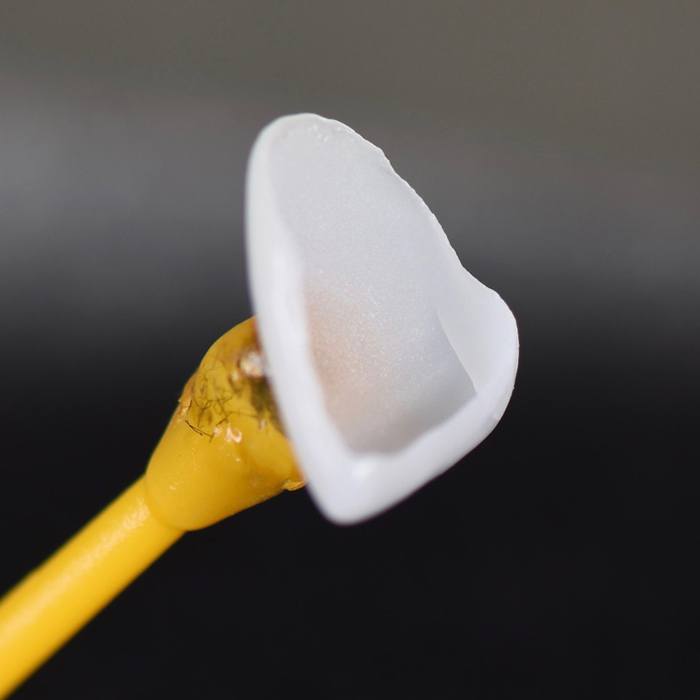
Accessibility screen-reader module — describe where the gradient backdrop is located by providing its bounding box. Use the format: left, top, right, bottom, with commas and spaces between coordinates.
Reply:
1, 2, 699, 698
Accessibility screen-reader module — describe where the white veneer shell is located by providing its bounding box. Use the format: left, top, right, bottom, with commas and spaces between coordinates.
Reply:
246, 114, 518, 523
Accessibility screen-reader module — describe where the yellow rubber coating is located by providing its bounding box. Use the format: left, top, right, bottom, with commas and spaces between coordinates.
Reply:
145, 318, 304, 530
0, 318, 304, 697
0, 478, 182, 697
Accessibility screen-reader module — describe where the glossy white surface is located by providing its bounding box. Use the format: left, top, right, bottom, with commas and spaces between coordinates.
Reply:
246, 114, 518, 523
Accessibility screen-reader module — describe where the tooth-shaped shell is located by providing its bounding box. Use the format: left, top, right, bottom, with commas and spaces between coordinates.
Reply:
246, 114, 519, 523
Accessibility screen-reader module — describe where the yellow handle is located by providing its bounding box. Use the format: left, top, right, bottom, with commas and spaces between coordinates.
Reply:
0, 319, 303, 697
0, 477, 182, 697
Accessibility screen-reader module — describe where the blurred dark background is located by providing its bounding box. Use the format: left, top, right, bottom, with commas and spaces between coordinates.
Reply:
1, 1, 699, 698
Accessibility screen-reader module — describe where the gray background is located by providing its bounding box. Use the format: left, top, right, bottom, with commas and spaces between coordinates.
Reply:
1, 2, 699, 698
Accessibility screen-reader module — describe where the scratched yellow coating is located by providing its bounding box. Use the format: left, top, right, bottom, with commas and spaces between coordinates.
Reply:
146, 317, 303, 530
0, 318, 303, 698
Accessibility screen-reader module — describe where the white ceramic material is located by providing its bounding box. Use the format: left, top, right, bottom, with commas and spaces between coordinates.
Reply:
246, 114, 518, 523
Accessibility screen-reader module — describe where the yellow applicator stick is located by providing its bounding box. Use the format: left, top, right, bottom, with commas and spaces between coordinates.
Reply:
0, 479, 182, 696
0, 319, 303, 697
